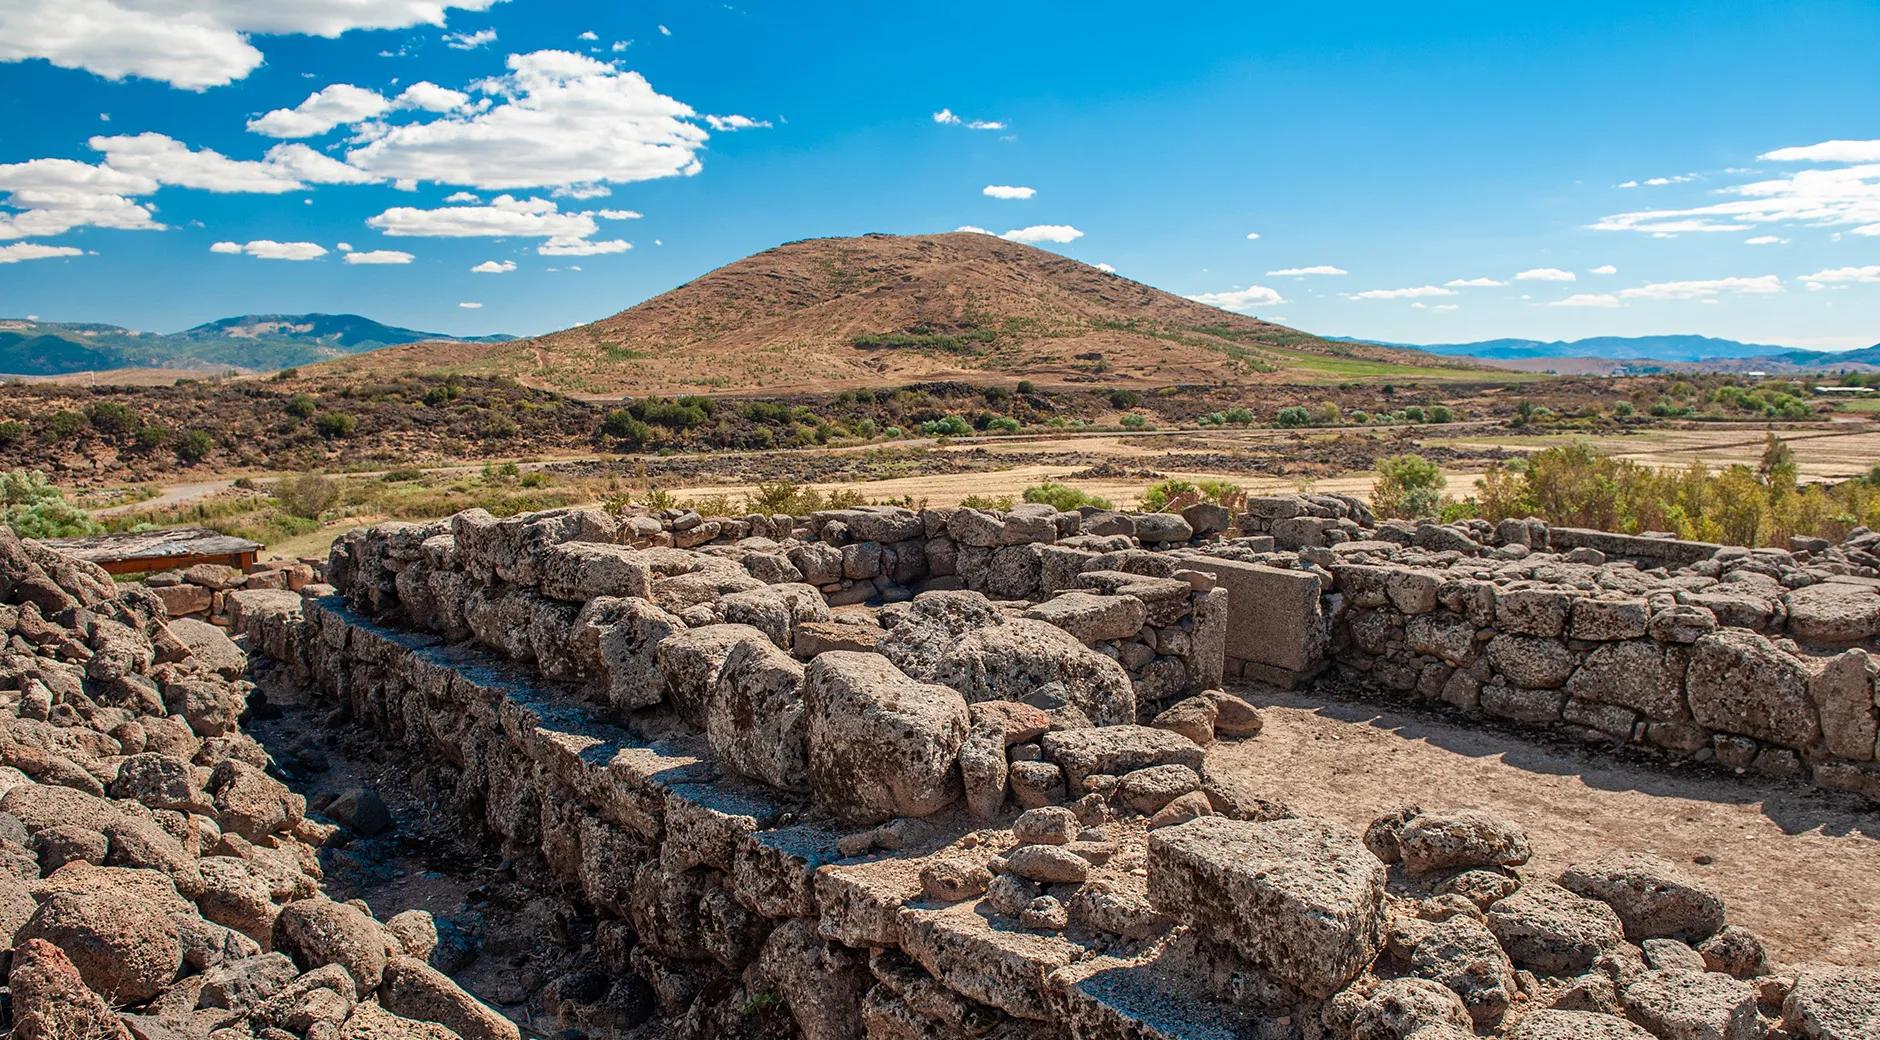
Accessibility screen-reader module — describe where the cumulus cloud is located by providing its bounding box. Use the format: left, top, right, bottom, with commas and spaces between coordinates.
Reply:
395, 81, 470, 112
366, 194, 595, 238
1795, 265, 1880, 284
444, 191, 479, 203
0, 242, 85, 263
0, 157, 163, 239
999, 224, 1082, 244
1443, 277, 1504, 287
0, 0, 502, 89
1244, 231, 1260, 240
1588, 264, 1618, 275
342, 248, 413, 264
932, 108, 1005, 131
982, 185, 1035, 200
346, 51, 708, 190
210, 239, 327, 260
1266, 265, 1345, 277
593, 209, 641, 220
86, 132, 379, 192
577, 30, 597, 41
1185, 286, 1286, 312
1514, 267, 1576, 282
1551, 275, 1783, 306
537, 237, 630, 255
247, 84, 391, 137
1094, 262, 1115, 273
704, 114, 771, 131
472, 258, 516, 273
1349, 285, 1455, 300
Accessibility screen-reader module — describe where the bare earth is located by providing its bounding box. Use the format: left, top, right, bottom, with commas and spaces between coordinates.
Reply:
1215, 685, 1880, 970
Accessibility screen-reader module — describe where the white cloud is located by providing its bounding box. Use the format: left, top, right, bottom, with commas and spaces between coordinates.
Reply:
1593, 151, 1880, 236
537, 237, 630, 255
1514, 267, 1576, 282
982, 185, 1035, 200
592, 209, 641, 219
395, 81, 469, 113
472, 258, 516, 273
459, 301, 482, 308
247, 84, 390, 137
1349, 285, 1455, 300
342, 248, 412, 264
577, 30, 597, 41
91, 132, 304, 192
1588, 264, 1618, 275
1244, 231, 1260, 241
1267, 265, 1346, 277
0, 242, 85, 263
999, 224, 1082, 245
262, 143, 379, 185
1759, 139, 1880, 164
704, 114, 771, 132
657, 24, 670, 35
1185, 285, 1286, 312
953, 225, 993, 235
1548, 293, 1620, 308
346, 51, 708, 190
1796, 265, 1880, 284
931, 107, 1004, 130
1619, 275, 1782, 300
366, 194, 597, 240
0, 157, 163, 239
211, 239, 327, 260
337, 241, 352, 251
1744, 235, 1787, 245
1094, 262, 1115, 273
444, 28, 496, 49
1443, 277, 1504, 287
443, 191, 479, 203
1619, 173, 1697, 188
0, 0, 502, 90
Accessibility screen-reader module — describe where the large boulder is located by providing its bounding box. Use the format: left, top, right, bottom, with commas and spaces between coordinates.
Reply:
571, 596, 686, 712
379, 956, 520, 1040
1784, 965, 1880, 1040
654, 623, 773, 728
1506, 1009, 1654, 1039
1022, 592, 1147, 644
1565, 641, 1690, 721
1395, 809, 1532, 877
1561, 851, 1725, 942
1620, 969, 1759, 1040
1486, 880, 1626, 975
1040, 725, 1204, 791
272, 898, 390, 996
1783, 583, 1880, 644
804, 652, 969, 824
6, 938, 134, 1040
20, 867, 183, 1003
1685, 631, 1818, 748
1147, 816, 1385, 999
706, 638, 810, 791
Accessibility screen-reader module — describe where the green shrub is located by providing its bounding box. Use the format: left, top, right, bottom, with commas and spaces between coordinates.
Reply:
42, 411, 88, 441
84, 401, 138, 436
1022, 482, 1112, 511
314, 412, 358, 438
1120, 413, 1149, 430
918, 415, 972, 437
986, 416, 1021, 433
1016, 380, 1036, 395
1108, 389, 1141, 409
1275, 406, 1311, 428
275, 472, 339, 519
959, 493, 1015, 511
1372, 453, 1447, 519
1, 470, 98, 538
0, 421, 23, 446
1224, 407, 1254, 425
1428, 404, 1454, 423
133, 425, 169, 451
285, 394, 318, 418
177, 429, 213, 462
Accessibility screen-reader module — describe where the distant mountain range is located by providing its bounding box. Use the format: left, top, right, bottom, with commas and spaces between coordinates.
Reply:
0, 313, 512, 376
1338, 334, 1880, 373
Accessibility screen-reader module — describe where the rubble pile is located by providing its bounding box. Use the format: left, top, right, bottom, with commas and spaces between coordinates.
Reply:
0, 527, 511, 1040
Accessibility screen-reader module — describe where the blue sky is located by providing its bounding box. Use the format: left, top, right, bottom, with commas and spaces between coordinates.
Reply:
3, 2, 1878, 349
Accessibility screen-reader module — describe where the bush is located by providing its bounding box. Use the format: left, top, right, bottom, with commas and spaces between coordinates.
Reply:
177, 429, 213, 462
1022, 482, 1112, 511
84, 401, 138, 437
1120, 413, 1149, 430
41, 410, 88, 441
0, 421, 23, 446
314, 412, 358, 438
1016, 380, 1036, 395
1428, 404, 1454, 423
1275, 406, 1311, 428
1372, 453, 1447, 519
275, 472, 339, 519
133, 425, 169, 451
959, 493, 1015, 511
986, 416, 1021, 433
1, 470, 98, 538
1108, 389, 1141, 409
918, 415, 972, 437
285, 394, 318, 418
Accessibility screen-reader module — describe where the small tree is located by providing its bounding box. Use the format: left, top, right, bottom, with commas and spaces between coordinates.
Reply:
276, 472, 339, 519
1372, 453, 1447, 519
177, 429, 214, 462
1, 470, 99, 538
1275, 406, 1311, 428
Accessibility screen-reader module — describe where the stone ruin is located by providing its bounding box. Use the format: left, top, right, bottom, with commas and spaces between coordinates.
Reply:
3, 494, 1879, 1039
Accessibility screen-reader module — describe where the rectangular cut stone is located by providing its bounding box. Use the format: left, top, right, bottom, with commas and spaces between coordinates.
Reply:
897, 904, 1079, 1020
1183, 557, 1327, 675
1146, 817, 1385, 999
814, 861, 916, 949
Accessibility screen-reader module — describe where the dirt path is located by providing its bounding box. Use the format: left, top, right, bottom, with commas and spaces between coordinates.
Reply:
1212, 686, 1880, 970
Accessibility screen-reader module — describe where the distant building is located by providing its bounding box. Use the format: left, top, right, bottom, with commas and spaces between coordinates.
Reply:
1812, 385, 1877, 395
39, 527, 262, 576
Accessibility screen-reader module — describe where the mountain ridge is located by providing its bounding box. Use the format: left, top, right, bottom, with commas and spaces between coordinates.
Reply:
1339, 333, 1880, 370
0, 313, 511, 377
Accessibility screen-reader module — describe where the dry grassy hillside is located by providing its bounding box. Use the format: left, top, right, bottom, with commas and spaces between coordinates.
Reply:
312, 232, 1483, 396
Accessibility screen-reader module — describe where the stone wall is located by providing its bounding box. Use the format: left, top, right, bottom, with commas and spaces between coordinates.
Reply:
137, 557, 324, 624
1216, 495, 1880, 802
